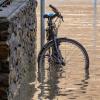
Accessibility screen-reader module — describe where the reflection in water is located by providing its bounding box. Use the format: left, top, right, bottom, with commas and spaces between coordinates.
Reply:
38, 63, 62, 99
38, 62, 90, 100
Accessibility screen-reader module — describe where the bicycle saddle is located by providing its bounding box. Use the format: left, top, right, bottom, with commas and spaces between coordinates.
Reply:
43, 13, 57, 19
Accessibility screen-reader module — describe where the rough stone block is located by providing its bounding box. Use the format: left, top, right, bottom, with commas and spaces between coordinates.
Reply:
0, 43, 9, 60
0, 61, 9, 73
0, 0, 37, 100
0, 17, 9, 31
0, 31, 10, 41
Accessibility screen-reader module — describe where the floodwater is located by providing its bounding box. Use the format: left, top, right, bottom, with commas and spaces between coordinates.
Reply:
37, 63, 89, 100
33, 0, 100, 100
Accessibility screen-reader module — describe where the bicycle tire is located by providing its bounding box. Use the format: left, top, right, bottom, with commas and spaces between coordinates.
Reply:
38, 38, 89, 82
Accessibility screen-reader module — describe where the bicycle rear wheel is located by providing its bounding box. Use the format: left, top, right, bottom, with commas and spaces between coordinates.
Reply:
38, 38, 89, 83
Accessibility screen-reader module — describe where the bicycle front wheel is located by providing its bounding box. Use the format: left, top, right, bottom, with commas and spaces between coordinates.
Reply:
38, 38, 89, 82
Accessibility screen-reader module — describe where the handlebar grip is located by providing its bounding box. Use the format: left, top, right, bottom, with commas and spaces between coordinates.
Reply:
49, 4, 64, 21
49, 4, 59, 14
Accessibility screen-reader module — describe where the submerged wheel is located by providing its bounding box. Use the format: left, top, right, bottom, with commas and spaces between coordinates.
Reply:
38, 38, 89, 83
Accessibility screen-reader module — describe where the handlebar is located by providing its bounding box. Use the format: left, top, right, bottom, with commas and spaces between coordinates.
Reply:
49, 4, 64, 21
49, 4, 59, 14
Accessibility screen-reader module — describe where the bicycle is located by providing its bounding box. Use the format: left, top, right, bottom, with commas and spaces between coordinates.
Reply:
38, 5, 89, 83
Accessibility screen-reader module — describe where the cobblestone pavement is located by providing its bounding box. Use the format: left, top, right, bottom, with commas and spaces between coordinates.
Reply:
33, 0, 100, 100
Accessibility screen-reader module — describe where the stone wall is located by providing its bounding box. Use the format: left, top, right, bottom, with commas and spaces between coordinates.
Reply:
0, 0, 37, 100
0, 17, 10, 100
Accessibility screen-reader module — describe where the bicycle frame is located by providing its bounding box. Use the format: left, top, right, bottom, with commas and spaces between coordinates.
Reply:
46, 18, 65, 65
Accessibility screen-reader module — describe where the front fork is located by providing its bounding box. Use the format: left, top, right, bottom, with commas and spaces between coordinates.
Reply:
52, 37, 65, 66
